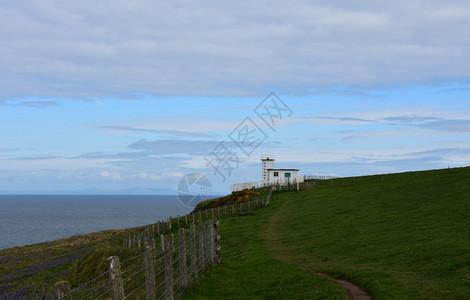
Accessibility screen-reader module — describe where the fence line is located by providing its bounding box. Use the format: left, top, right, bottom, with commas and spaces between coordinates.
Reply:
51, 188, 274, 299
48, 188, 275, 299
118, 193, 271, 250
55, 221, 221, 300
7, 179, 359, 299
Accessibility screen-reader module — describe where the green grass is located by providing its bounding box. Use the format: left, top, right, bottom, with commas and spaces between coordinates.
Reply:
3, 166, 470, 299
0, 222, 183, 298
262, 167, 470, 299
184, 199, 348, 299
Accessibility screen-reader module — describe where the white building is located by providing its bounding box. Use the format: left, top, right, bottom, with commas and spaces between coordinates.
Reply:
230, 155, 304, 191
261, 155, 304, 185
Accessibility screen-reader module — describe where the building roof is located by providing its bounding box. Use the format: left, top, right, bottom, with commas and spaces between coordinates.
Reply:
261, 155, 275, 160
267, 168, 300, 171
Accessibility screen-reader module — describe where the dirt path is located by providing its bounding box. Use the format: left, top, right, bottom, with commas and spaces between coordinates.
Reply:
261, 200, 372, 300
310, 271, 371, 300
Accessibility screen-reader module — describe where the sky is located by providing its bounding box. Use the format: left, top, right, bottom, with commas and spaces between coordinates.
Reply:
1, 0, 470, 194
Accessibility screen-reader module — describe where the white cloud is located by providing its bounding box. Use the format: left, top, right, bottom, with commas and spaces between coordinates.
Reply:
0, 157, 122, 171
92, 117, 243, 135
99, 170, 122, 180
2, 0, 470, 98
130, 172, 183, 181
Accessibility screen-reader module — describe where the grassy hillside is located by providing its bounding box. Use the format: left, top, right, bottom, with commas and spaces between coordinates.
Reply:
2, 167, 469, 299
187, 167, 470, 299
184, 196, 348, 299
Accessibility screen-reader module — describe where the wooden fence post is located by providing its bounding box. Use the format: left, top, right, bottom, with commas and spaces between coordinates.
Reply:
161, 234, 165, 251
144, 243, 156, 300
107, 256, 125, 300
53, 281, 70, 300
214, 221, 221, 266
204, 223, 211, 265
266, 186, 272, 206
198, 223, 205, 271
178, 228, 188, 289
248, 201, 251, 211
164, 235, 174, 300
189, 223, 198, 280
209, 223, 216, 265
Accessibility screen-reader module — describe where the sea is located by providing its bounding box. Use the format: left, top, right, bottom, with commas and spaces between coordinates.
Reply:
0, 195, 195, 250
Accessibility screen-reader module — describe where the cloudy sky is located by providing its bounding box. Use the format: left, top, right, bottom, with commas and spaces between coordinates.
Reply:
1, 0, 470, 194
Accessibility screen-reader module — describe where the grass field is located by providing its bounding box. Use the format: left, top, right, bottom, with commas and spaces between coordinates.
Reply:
2, 166, 469, 299
184, 198, 348, 299
187, 167, 470, 299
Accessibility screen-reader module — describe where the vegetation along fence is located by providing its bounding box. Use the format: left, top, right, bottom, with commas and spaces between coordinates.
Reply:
1, 179, 379, 299
53, 221, 220, 300
50, 191, 274, 300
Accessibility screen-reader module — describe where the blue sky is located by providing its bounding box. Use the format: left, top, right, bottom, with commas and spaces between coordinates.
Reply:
1, 1, 470, 194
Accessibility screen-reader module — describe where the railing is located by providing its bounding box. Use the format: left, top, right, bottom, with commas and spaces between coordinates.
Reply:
304, 175, 339, 180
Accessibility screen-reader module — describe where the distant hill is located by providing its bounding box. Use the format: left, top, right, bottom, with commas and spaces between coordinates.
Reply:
0, 187, 177, 195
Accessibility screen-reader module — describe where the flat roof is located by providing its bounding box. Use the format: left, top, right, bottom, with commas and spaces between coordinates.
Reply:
267, 168, 299, 171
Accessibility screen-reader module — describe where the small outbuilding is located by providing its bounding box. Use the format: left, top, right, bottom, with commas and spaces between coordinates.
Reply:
261, 155, 304, 185
230, 155, 304, 191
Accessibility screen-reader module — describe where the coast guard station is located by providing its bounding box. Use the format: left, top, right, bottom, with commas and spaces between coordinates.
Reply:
231, 155, 304, 191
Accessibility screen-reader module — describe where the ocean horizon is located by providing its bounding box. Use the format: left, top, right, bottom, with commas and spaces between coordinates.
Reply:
0, 195, 199, 250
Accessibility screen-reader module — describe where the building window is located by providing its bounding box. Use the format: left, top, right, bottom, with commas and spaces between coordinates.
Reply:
274, 172, 279, 177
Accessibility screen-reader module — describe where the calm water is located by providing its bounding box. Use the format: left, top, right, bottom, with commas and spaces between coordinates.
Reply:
0, 195, 193, 250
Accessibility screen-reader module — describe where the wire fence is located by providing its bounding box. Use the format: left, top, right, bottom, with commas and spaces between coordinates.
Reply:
118, 197, 270, 252
54, 221, 220, 300
34, 174, 406, 299
42, 189, 272, 300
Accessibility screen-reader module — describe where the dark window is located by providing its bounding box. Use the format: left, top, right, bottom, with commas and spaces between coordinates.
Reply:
274, 172, 279, 177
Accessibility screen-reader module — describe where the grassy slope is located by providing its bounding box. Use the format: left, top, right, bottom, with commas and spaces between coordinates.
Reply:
186, 167, 470, 299
3, 167, 469, 298
262, 167, 470, 299
184, 198, 348, 299
0, 226, 166, 297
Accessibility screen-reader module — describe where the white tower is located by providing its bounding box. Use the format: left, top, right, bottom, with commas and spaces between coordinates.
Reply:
261, 155, 275, 183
